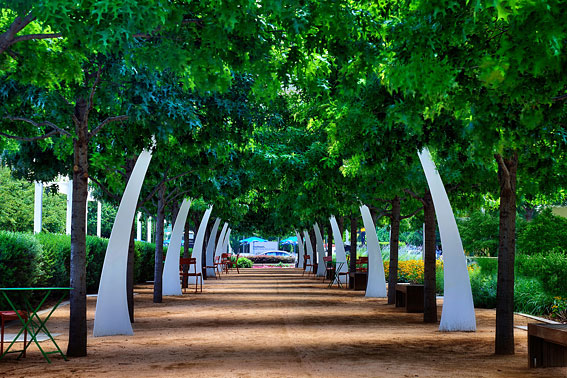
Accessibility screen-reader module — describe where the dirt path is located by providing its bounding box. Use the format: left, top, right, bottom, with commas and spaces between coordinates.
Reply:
1, 268, 565, 377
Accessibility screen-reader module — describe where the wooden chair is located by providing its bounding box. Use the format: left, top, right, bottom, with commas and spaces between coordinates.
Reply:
302, 255, 315, 277
205, 255, 222, 280
356, 257, 368, 272
179, 257, 202, 293
220, 253, 230, 274
322, 256, 335, 283
1, 310, 27, 358
227, 253, 240, 274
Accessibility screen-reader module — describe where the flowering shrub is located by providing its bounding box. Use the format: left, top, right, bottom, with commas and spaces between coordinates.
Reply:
383, 259, 446, 284
551, 296, 567, 322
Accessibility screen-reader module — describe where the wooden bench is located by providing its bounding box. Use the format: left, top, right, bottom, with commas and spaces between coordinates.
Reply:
528, 323, 567, 368
395, 283, 424, 313
348, 272, 368, 290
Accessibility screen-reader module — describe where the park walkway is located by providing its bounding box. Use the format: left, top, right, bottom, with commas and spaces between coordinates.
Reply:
0, 268, 564, 377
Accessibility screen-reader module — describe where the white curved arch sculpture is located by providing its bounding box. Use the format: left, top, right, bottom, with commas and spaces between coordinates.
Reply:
162, 198, 191, 296
360, 205, 387, 298
222, 228, 231, 254
205, 218, 221, 277
295, 230, 304, 268
330, 216, 348, 284
188, 206, 213, 284
303, 230, 315, 273
94, 150, 152, 337
213, 222, 229, 266
314, 223, 326, 277
418, 148, 476, 331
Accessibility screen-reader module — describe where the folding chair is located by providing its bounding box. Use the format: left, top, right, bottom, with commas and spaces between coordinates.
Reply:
1, 310, 28, 358
205, 255, 222, 280
227, 253, 240, 274
323, 256, 335, 283
303, 255, 315, 277
221, 253, 230, 274
356, 257, 368, 272
179, 257, 202, 293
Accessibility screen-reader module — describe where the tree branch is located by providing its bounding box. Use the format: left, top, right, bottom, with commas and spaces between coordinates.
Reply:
89, 176, 120, 201
403, 188, 426, 206
552, 93, 567, 101
164, 169, 196, 184
139, 179, 168, 208
114, 169, 127, 180
400, 206, 424, 220
0, 129, 59, 141
89, 115, 128, 138
166, 189, 191, 205
87, 66, 102, 116
165, 187, 180, 203
3, 116, 72, 138
11, 32, 62, 44
495, 153, 512, 192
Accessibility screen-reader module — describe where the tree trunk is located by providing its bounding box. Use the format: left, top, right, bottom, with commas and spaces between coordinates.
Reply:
153, 184, 166, 303
326, 223, 333, 257
423, 190, 437, 323
67, 98, 89, 357
307, 228, 315, 261
183, 219, 190, 259
349, 214, 358, 273
495, 152, 518, 355
369, 207, 379, 227
124, 157, 137, 323
337, 216, 345, 238
387, 196, 401, 305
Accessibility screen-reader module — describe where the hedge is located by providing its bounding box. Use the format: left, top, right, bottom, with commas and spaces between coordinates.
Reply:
0, 232, 156, 294
0, 231, 41, 308
248, 255, 294, 264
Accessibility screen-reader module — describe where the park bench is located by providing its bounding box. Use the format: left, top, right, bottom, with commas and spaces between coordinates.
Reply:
395, 283, 424, 313
348, 257, 369, 290
528, 323, 567, 368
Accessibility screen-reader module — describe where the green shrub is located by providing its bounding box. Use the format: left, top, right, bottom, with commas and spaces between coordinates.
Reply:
237, 257, 253, 268
469, 270, 497, 309
513, 277, 553, 315
435, 263, 444, 295
0, 231, 41, 308
85, 236, 109, 292
472, 257, 498, 276
135, 241, 156, 283
35, 233, 71, 288
517, 208, 567, 255
0, 231, 41, 288
248, 255, 294, 264
516, 252, 567, 297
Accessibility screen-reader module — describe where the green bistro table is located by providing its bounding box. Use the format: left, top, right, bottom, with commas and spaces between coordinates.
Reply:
329, 262, 346, 288
0, 287, 71, 363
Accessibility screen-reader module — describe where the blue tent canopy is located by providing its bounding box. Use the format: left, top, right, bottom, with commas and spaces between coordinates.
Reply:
280, 236, 297, 245
240, 236, 268, 244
